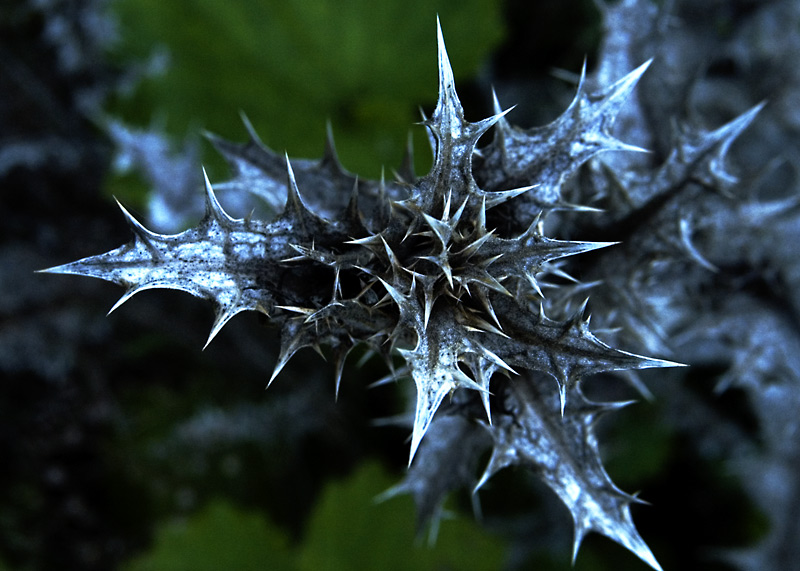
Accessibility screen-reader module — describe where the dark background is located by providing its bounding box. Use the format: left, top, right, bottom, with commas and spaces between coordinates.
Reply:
1, 0, 787, 569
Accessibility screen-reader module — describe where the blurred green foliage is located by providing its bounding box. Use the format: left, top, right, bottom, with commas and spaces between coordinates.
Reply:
108, 0, 505, 178
602, 403, 673, 488
121, 499, 295, 571
299, 461, 507, 571
121, 462, 507, 571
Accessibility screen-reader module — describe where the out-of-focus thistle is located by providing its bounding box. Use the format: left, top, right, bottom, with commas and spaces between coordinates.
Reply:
43, 15, 778, 569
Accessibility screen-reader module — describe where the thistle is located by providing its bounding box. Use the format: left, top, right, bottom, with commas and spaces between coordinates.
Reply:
41, 18, 699, 569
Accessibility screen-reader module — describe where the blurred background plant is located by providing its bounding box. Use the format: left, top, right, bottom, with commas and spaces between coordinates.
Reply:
2, 0, 796, 569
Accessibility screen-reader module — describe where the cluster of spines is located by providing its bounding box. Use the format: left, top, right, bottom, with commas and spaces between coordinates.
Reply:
42, 19, 690, 569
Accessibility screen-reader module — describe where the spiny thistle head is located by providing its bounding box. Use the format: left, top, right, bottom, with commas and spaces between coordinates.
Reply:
42, 18, 685, 569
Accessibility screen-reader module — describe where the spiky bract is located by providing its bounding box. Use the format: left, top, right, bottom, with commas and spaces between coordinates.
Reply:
42, 19, 697, 569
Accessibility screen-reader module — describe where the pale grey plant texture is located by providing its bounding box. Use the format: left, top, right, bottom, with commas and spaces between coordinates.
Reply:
36, 0, 800, 569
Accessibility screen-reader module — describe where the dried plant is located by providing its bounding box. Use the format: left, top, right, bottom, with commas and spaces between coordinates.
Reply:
40, 1, 800, 568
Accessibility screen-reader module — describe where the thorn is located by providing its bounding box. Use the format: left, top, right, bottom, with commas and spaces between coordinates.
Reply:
431, 14, 465, 140
555, 200, 605, 213
107, 286, 146, 315
275, 305, 315, 316
380, 236, 403, 274
204, 306, 242, 349
283, 153, 312, 224
373, 483, 405, 505
115, 198, 161, 243
704, 101, 766, 187
473, 468, 491, 494
476, 288, 503, 330
332, 347, 350, 401
239, 111, 263, 144
601, 59, 653, 109
421, 279, 435, 330
202, 167, 235, 225
577, 57, 587, 92
708, 101, 765, 154
473, 447, 509, 494
268, 361, 286, 387
600, 136, 652, 155
376, 168, 391, 227
479, 346, 517, 375
482, 185, 537, 209
348, 176, 359, 207
376, 277, 407, 308
451, 196, 468, 226
422, 212, 452, 247
268, 324, 309, 387
486, 89, 512, 151
572, 524, 588, 566
435, 16, 455, 106
476, 196, 487, 233
322, 120, 346, 175
479, 389, 492, 426
678, 218, 718, 272
490, 87, 504, 116
470, 105, 516, 141
574, 297, 591, 327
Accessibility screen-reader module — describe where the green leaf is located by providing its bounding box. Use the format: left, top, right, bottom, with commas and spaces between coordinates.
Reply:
121, 500, 296, 571
298, 461, 507, 571
109, 0, 505, 176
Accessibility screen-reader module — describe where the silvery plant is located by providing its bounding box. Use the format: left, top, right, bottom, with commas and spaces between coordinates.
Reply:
39, 0, 800, 569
